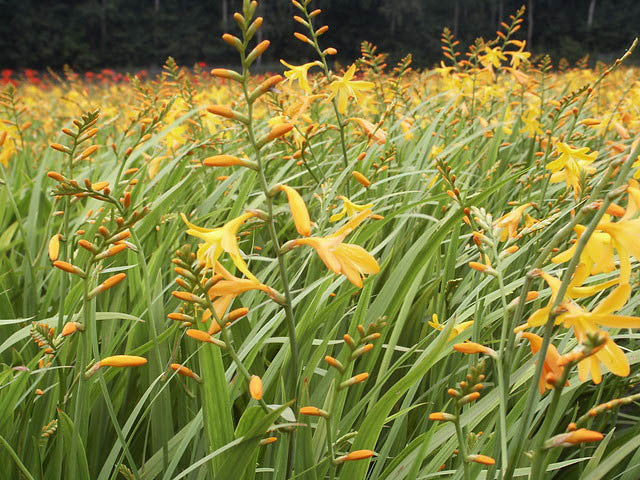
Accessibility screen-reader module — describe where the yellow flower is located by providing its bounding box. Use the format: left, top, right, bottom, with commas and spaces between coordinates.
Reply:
330, 196, 374, 222
288, 209, 379, 288
480, 46, 507, 71
428, 313, 474, 340
552, 224, 616, 278
280, 60, 321, 93
327, 64, 375, 114
520, 332, 565, 395
505, 41, 531, 69
181, 212, 257, 281
494, 203, 534, 241
559, 283, 640, 383
517, 268, 618, 332
546, 142, 598, 194
279, 184, 312, 236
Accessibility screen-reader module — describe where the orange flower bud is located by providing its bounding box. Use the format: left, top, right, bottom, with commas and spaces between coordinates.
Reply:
50, 143, 70, 153
260, 124, 294, 145
324, 355, 345, 372
299, 406, 329, 417
204, 154, 256, 169
61, 321, 84, 337
468, 454, 495, 465
168, 312, 194, 322
352, 171, 371, 187
79, 145, 98, 159
548, 429, 603, 448
468, 261, 488, 272
316, 25, 329, 35
48, 234, 61, 262
249, 375, 263, 400
341, 450, 374, 462
53, 261, 86, 278
324, 47, 338, 55
339, 373, 369, 389
94, 243, 127, 260
453, 342, 496, 358
222, 33, 243, 51
249, 75, 284, 101
91, 181, 109, 191
170, 363, 202, 382
246, 40, 271, 65
98, 355, 147, 368
259, 436, 277, 445
210, 68, 243, 82
279, 184, 311, 236
172, 291, 206, 305
428, 412, 456, 422
294, 32, 312, 44
47, 171, 66, 182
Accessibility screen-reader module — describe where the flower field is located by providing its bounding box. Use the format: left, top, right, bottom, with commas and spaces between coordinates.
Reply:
1, 2, 640, 479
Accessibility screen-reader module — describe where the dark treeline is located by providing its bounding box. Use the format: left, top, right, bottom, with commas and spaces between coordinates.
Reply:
0, 0, 638, 71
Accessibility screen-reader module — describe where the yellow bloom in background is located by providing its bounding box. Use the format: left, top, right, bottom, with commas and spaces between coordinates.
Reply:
181, 212, 257, 281
288, 209, 379, 287
327, 64, 375, 114
330, 196, 374, 222
505, 40, 531, 69
546, 142, 598, 194
280, 60, 321, 93
0, 125, 18, 167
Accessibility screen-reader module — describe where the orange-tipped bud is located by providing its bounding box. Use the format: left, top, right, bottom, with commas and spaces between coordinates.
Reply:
61, 321, 84, 337
207, 105, 249, 124
186, 329, 213, 343
309, 8, 322, 17
50, 143, 70, 153
106, 230, 131, 244
339, 373, 369, 389
344, 334, 356, 348
94, 243, 128, 260
324, 47, 338, 55
259, 436, 277, 445
459, 392, 481, 404
249, 75, 284, 101
447, 388, 460, 397
351, 343, 374, 359
246, 40, 271, 65
352, 171, 371, 188
249, 375, 263, 400
258, 124, 294, 147
168, 312, 194, 323
325, 356, 345, 372
580, 118, 601, 126
548, 429, 604, 448
316, 25, 329, 35
468, 454, 495, 465
336, 450, 375, 463
222, 33, 243, 51
299, 406, 329, 417
211, 68, 243, 82
47, 171, 66, 182
77, 239, 96, 253
468, 261, 489, 272
172, 291, 206, 305
203, 154, 257, 169
48, 234, 61, 262
453, 342, 497, 358
170, 363, 202, 382
87, 273, 126, 298
91, 181, 109, 191
98, 355, 147, 368
279, 184, 311, 236
294, 32, 312, 44
228, 307, 249, 322
53, 261, 86, 278
79, 145, 98, 159
428, 412, 456, 422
